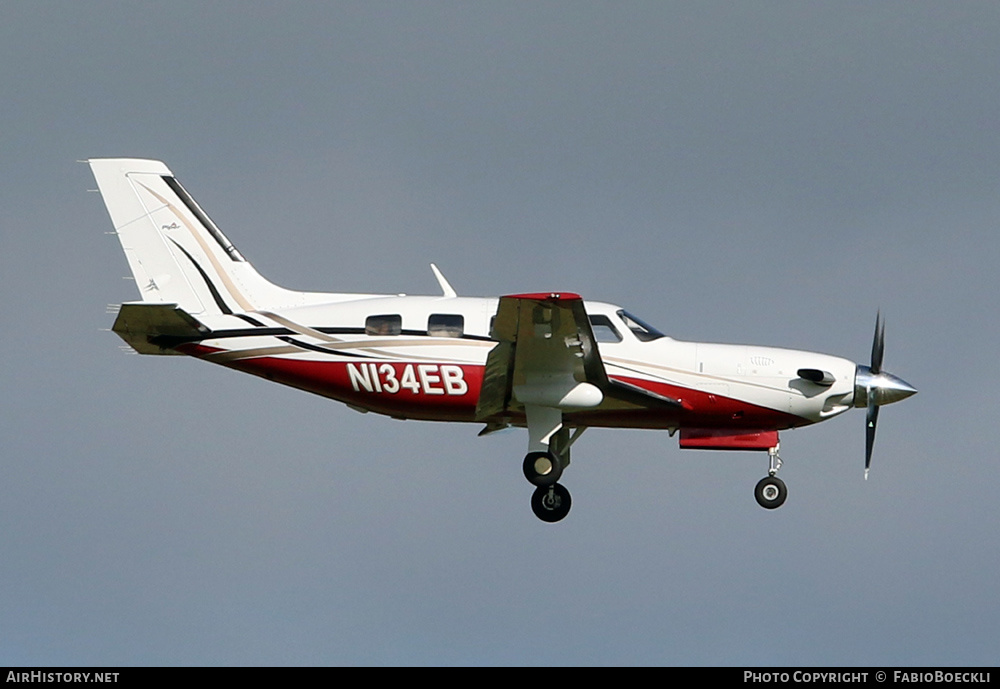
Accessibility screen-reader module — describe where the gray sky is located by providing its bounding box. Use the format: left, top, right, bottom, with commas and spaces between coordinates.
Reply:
2, 2, 998, 665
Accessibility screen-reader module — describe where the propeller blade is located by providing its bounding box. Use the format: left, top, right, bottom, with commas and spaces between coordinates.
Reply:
870, 311, 885, 375
864, 311, 885, 478
865, 391, 879, 480
856, 311, 916, 479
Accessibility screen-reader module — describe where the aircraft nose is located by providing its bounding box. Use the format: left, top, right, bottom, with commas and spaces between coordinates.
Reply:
854, 365, 918, 407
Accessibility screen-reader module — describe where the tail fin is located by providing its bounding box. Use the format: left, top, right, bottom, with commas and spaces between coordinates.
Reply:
90, 158, 293, 315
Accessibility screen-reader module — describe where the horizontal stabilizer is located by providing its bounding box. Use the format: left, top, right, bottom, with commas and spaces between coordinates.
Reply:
111, 302, 209, 355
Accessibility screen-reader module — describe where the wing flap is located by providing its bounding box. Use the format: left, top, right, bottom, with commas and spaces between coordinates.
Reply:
475, 340, 514, 420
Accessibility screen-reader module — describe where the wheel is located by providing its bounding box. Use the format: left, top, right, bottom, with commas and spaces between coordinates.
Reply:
531, 483, 572, 523
754, 476, 787, 509
523, 451, 563, 486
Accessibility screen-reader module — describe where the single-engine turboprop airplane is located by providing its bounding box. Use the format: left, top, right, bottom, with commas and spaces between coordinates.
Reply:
90, 158, 917, 522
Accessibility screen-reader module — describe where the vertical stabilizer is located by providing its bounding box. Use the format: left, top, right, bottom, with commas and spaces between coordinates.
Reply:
90, 158, 297, 315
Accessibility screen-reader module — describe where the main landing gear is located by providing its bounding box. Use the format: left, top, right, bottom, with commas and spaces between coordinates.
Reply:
524, 450, 573, 522
521, 414, 583, 523
754, 444, 787, 509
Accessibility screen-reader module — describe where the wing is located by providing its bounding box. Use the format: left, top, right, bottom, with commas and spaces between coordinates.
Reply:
475, 292, 684, 424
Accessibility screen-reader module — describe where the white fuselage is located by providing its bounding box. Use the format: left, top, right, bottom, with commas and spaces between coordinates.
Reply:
178, 294, 857, 432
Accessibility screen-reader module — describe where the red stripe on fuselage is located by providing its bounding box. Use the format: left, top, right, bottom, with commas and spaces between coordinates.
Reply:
177, 345, 809, 430
178, 343, 484, 421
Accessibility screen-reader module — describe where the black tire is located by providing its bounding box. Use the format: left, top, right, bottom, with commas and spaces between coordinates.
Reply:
531, 483, 572, 523
523, 451, 563, 486
754, 476, 787, 509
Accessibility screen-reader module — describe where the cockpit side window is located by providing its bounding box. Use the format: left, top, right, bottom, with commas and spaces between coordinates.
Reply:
428, 314, 464, 338
617, 310, 665, 342
589, 315, 623, 343
365, 314, 402, 336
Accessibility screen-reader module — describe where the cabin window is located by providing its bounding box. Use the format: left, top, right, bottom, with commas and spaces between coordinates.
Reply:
589, 315, 622, 343
428, 314, 464, 338
618, 310, 665, 342
365, 314, 402, 336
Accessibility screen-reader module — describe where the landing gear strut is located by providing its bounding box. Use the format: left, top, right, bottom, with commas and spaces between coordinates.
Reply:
754, 444, 787, 509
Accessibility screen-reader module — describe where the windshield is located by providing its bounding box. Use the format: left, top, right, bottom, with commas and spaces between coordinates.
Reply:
617, 310, 666, 342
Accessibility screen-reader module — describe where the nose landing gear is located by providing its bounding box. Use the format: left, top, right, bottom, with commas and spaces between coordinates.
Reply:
754, 444, 787, 509
754, 475, 787, 509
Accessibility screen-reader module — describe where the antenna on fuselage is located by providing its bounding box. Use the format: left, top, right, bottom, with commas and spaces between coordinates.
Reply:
430, 263, 457, 298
